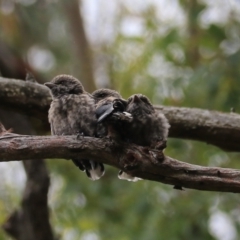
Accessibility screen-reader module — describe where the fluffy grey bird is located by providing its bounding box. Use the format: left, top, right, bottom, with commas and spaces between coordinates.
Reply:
95, 92, 169, 146
45, 74, 104, 180
118, 94, 170, 181
124, 94, 169, 147
93, 88, 131, 139
93, 89, 139, 181
96, 92, 170, 181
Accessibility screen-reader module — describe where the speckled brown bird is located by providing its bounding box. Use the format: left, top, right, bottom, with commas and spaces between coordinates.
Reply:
93, 88, 131, 139
93, 89, 139, 181
118, 94, 170, 181
45, 74, 104, 180
124, 94, 170, 147
93, 88, 120, 138
95, 93, 170, 181
94, 92, 169, 146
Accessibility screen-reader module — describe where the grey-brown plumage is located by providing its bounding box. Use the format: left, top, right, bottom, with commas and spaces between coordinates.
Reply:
94, 92, 170, 146
93, 89, 138, 181
45, 74, 104, 180
92, 88, 122, 104
93, 90, 169, 182
93, 88, 121, 138
118, 94, 170, 181
93, 88, 131, 139
124, 94, 170, 147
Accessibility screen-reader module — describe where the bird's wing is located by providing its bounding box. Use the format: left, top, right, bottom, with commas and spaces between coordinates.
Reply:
95, 103, 115, 123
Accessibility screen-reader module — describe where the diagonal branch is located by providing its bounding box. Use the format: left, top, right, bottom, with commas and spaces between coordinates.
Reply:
0, 135, 240, 193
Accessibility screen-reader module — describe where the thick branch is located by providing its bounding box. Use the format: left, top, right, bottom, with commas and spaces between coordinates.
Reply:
156, 106, 240, 151
0, 135, 240, 193
0, 77, 51, 128
1, 77, 240, 151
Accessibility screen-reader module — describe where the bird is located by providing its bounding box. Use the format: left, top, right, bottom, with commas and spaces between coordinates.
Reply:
45, 74, 105, 180
93, 89, 140, 181
118, 94, 170, 181
96, 93, 170, 181
95, 93, 170, 147
124, 94, 170, 148
93, 88, 131, 140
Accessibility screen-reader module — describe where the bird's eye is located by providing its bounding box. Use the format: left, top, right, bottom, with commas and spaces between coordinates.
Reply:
99, 93, 106, 98
69, 89, 75, 94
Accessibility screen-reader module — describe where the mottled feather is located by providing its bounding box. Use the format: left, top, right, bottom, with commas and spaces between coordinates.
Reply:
45, 75, 104, 180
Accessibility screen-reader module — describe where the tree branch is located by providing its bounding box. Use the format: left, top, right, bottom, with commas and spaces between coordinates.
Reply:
1, 77, 240, 151
0, 135, 240, 193
0, 77, 51, 129
156, 106, 240, 151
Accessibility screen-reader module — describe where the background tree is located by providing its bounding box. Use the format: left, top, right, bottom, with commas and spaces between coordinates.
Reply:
0, 0, 240, 239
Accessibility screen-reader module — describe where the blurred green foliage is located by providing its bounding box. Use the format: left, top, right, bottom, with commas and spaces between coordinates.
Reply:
1, 0, 240, 240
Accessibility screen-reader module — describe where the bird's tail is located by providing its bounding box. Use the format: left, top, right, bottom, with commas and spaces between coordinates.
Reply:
72, 159, 105, 180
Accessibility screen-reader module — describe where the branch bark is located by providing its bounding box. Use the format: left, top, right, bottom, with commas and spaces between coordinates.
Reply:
1, 77, 240, 151
0, 77, 51, 129
156, 106, 240, 151
0, 135, 240, 193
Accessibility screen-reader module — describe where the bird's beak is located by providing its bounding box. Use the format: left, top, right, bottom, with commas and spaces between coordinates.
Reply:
44, 82, 55, 89
133, 95, 140, 103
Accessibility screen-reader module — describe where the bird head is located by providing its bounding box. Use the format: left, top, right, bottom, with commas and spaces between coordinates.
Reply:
92, 88, 122, 103
126, 94, 155, 117
45, 75, 84, 98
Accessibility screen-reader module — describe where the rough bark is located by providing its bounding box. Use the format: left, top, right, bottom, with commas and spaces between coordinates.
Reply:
1, 77, 240, 151
0, 134, 240, 193
156, 106, 240, 151
0, 77, 51, 129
